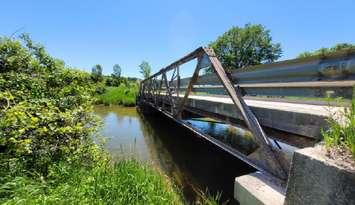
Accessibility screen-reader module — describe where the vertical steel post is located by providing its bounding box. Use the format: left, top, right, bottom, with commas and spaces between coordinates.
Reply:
175, 56, 202, 119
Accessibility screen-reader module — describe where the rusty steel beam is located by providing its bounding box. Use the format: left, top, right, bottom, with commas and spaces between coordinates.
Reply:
203, 47, 287, 179
177, 66, 180, 98
175, 56, 202, 119
162, 72, 175, 115
141, 47, 204, 83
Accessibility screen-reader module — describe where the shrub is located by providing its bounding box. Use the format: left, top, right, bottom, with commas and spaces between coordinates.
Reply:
0, 35, 100, 175
298, 43, 355, 58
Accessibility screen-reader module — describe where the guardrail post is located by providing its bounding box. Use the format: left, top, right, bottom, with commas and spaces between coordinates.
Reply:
177, 66, 180, 98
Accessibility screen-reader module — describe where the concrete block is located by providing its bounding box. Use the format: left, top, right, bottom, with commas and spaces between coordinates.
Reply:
234, 172, 285, 205
285, 146, 355, 205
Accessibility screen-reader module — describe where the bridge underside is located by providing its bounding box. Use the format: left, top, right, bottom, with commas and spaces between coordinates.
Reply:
138, 100, 277, 177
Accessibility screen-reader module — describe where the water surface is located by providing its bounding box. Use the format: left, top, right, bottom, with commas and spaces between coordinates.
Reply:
94, 105, 255, 204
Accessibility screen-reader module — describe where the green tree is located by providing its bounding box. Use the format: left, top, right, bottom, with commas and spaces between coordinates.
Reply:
112, 64, 122, 78
209, 24, 282, 72
298, 43, 355, 58
139, 61, 151, 79
91, 64, 103, 82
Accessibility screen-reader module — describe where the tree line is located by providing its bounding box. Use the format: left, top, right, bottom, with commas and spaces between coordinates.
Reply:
90, 61, 151, 87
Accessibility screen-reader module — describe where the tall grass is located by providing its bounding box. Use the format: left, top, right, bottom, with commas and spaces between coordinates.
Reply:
0, 160, 183, 205
97, 85, 138, 106
322, 95, 355, 158
0, 159, 223, 205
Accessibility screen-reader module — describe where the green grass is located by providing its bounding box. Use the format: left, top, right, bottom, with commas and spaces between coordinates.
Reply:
0, 159, 222, 205
97, 85, 138, 107
0, 160, 183, 205
322, 95, 355, 158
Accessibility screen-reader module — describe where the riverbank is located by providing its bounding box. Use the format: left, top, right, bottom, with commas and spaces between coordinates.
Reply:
96, 85, 138, 106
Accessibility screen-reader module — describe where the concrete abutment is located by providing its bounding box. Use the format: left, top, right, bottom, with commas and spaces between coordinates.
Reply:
235, 146, 355, 205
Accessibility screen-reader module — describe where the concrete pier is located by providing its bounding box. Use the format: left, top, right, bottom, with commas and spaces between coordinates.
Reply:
235, 146, 355, 205
234, 172, 285, 205
284, 146, 355, 205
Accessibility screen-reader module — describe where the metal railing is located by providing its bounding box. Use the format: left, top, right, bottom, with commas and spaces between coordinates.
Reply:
179, 49, 355, 99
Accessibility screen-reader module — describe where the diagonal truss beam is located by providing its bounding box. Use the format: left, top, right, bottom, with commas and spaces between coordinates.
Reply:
203, 47, 287, 179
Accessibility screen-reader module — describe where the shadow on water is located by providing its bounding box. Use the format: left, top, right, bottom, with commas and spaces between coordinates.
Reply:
94, 105, 255, 204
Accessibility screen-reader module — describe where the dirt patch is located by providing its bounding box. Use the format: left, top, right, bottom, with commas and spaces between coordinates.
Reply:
316, 144, 355, 171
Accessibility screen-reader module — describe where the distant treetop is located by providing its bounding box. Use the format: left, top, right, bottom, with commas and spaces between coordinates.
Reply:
112, 64, 122, 78
91, 64, 103, 82
139, 61, 151, 79
298, 43, 355, 58
209, 23, 282, 72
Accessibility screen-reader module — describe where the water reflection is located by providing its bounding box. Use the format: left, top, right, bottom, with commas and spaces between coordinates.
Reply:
94, 105, 255, 204
94, 105, 150, 161
185, 119, 259, 155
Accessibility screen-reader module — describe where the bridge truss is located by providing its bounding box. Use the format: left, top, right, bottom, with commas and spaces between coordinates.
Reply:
138, 47, 355, 181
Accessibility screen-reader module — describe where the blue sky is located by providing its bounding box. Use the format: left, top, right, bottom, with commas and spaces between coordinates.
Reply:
0, 0, 354, 77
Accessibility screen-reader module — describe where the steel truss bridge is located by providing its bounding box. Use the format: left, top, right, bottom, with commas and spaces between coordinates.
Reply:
137, 47, 355, 181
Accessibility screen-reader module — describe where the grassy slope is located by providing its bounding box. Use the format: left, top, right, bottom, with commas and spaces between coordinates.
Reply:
97, 85, 138, 106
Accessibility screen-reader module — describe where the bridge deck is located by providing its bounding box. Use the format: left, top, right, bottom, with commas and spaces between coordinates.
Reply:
185, 95, 343, 117
159, 94, 344, 139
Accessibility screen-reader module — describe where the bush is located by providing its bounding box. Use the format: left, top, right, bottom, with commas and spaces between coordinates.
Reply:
298, 43, 355, 58
0, 35, 100, 176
